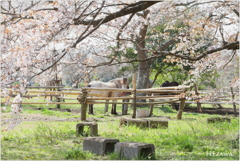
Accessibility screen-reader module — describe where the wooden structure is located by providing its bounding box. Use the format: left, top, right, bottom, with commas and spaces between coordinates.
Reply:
44, 79, 62, 108
1, 85, 191, 120
80, 85, 191, 121
2, 82, 238, 121
186, 85, 239, 116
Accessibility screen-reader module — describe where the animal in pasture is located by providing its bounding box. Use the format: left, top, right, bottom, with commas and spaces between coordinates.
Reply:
44, 79, 62, 101
161, 81, 180, 111
161, 81, 179, 87
85, 77, 128, 115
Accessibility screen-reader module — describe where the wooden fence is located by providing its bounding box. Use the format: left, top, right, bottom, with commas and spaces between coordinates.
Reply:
185, 84, 239, 116
79, 85, 191, 121
1, 83, 238, 120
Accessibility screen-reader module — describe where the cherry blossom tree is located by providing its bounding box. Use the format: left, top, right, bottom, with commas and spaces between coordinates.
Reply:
1, 0, 161, 130
1, 0, 239, 130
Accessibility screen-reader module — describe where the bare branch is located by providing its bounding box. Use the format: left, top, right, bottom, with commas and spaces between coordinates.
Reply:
73, 1, 160, 26
23, 1, 40, 11
233, 9, 239, 17
116, 13, 135, 47
220, 51, 237, 70
154, 41, 239, 61
29, 50, 68, 80
74, 1, 94, 21
158, 39, 177, 51
35, 7, 58, 11
72, 1, 106, 48
175, 1, 196, 6
86, 41, 239, 68
1, 6, 8, 11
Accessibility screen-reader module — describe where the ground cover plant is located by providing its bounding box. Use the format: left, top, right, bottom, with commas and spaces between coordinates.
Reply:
1, 2, 239, 160
1, 103, 239, 160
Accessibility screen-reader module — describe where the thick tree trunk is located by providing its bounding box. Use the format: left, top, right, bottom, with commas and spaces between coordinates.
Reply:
136, 23, 150, 89
136, 23, 150, 106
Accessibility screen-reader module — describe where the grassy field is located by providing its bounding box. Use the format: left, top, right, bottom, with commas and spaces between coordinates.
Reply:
1, 102, 239, 160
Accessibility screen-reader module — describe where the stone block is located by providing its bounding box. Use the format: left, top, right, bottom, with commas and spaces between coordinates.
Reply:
115, 142, 155, 159
120, 118, 148, 128
83, 137, 119, 155
136, 109, 150, 118
144, 119, 168, 128
207, 117, 231, 123
120, 118, 168, 129
76, 122, 98, 136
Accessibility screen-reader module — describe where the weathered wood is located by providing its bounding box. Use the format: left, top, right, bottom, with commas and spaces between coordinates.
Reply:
230, 87, 237, 117
86, 96, 179, 100
185, 101, 240, 105
140, 86, 191, 90
194, 84, 202, 113
149, 104, 154, 117
132, 73, 137, 118
62, 88, 79, 91
217, 104, 224, 108
87, 99, 179, 105
8, 102, 80, 104
56, 86, 61, 109
83, 87, 185, 93
27, 90, 81, 95
27, 86, 65, 89
2, 84, 193, 121
81, 89, 88, 121
137, 89, 184, 93
59, 97, 79, 100
104, 100, 109, 113
83, 87, 133, 92
122, 99, 129, 115
176, 98, 186, 119
6, 94, 39, 98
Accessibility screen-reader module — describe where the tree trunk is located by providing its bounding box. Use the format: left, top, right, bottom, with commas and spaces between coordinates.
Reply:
136, 23, 150, 106
136, 23, 150, 88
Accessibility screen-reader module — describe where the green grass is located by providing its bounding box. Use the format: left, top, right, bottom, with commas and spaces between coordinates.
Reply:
10, 108, 79, 119
1, 89, 80, 109
1, 103, 239, 160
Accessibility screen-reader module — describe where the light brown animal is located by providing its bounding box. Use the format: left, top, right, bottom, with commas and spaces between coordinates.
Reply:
86, 78, 128, 115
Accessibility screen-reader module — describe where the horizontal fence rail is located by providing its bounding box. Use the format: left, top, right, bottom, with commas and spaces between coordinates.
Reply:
1, 84, 238, 119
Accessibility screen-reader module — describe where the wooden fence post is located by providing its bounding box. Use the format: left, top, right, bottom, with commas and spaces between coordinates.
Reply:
149, 103, 154, 116
176, 98, 186, 119
81, 89, 88, 121
122, 99, 129, 115
132, 73, 137, 118
194, 84, 202, 113
230, 87, 237, 117
149, 94, 154, 116
104, 101, 109, 113
56, 87, 61, 109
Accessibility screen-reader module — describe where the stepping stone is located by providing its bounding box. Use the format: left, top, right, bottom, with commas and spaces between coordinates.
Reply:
120, 117, 168, 128
115, 142, 155, 159
144, 119, 168, 128
120, 118, 148, 128
76, 122, 98, 136
83, 137, 119, 155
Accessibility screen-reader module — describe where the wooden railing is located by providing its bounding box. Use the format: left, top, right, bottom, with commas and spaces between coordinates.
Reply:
185, 84, 239, 116
1, 84, 238, 120
79, 86, 191, 121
